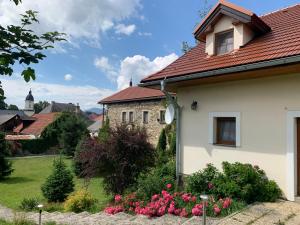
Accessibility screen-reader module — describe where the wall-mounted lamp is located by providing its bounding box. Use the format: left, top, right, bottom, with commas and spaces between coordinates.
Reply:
191, 101, 198, 111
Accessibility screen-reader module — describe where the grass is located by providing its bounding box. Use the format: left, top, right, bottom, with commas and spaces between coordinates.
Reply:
0, 155, 110, 212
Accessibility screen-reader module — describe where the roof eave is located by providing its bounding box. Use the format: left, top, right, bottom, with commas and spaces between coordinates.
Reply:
140, 55, 300, 87
98, 95, 166, 105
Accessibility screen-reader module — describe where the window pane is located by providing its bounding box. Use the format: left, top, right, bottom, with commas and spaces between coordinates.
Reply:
160, 110, 165, 123
143, 111, 149, 124
129, 112, 134, 123
122, 112, 126, 123
215, 30, 233, 55
216, 117, 236, 145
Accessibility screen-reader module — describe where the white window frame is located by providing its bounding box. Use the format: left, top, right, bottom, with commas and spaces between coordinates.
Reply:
208, 112, 241, 147
142, 110, 149, 124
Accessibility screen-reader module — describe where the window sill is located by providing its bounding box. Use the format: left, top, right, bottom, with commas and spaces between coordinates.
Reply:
212, 143, 237, 148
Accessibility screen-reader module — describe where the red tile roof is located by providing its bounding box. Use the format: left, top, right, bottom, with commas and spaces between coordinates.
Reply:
99, 86, 166, 104
20, 113, 58, 137
141, 3, 300, 83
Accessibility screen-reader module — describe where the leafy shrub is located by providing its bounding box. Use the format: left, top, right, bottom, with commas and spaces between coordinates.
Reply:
98, 118, 110, 142
18, 139, 51, 154
19, 197, 39, 211
58, 113, 89, 156
0, 132, 13, 179
79, 124, 155, 195
186, 162, 282, 203
186, 164, 220, 195
64, 189, 97, 213
41, 159, 74, 202
41, 112, 89, 155
136, 159, 176, 201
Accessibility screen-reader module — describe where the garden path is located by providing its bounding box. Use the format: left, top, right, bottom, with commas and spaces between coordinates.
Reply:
1, 201, 300, 225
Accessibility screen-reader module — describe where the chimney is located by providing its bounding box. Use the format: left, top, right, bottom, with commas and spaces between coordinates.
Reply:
129, 78, 133, 87
75, 103, 80, 114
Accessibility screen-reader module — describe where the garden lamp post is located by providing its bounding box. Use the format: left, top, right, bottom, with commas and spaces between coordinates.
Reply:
200, 195, 208, 225
37, 204, 43, 225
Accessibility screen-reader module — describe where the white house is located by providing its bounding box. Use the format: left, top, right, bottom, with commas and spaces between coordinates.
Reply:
141, 0, 300, 201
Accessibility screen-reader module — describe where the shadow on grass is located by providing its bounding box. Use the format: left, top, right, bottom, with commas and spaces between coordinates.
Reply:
0, 176, 34, 184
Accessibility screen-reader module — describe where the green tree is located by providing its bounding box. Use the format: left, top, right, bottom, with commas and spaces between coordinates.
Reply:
0, 94, 7, 110
0, 132, 13, 179
157, 128, 167, 152
59, 113, 89, 156
41, 158, 74, 202
0, 1, 65, 97
34, 101, 50, 113
7, 104, 19, 110
98, 118, 110, 142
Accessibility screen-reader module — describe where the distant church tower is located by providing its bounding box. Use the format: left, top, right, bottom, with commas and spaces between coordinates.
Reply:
24, 89, 35, 116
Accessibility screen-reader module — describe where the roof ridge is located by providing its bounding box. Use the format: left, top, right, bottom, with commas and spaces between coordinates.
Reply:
260, 3, 300, 17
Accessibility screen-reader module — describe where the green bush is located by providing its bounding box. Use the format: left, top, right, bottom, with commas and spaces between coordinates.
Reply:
19, 197, 39, 211
0, 132, 13, 179
63, 189, 97, 213
186, 162, 282, 204
18, 139, 51, 154
136, 159, 176, 201
41, 159, 74, 202
186, 163, 220, 195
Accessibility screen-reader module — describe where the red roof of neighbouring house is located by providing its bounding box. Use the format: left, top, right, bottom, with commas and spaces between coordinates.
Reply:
99, 86, 167, 104
20, 113, 58, 137
141, 3, 300, 83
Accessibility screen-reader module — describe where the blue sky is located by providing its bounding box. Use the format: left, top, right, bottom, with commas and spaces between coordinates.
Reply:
1, 0, 299, 110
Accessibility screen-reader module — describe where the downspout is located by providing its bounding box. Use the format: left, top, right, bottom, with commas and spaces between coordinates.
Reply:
161, 79, 183, 185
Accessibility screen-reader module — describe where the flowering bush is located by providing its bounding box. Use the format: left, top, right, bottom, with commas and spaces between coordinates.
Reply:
104, 189, 245, 218
64, 189, 97, 213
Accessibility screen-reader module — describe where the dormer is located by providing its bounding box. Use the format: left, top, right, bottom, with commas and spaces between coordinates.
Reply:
194, 0, 271, 56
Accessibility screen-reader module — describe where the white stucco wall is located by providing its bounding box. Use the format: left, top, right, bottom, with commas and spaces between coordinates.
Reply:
205, 15, 254, 55
178, 73, 300, 198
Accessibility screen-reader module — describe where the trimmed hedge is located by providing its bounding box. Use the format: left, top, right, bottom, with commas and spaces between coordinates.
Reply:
18, 139, 51, 154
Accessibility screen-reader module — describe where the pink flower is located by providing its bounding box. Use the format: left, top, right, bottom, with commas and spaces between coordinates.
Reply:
213, 205, 221, 215
151, 194, 160, 201
222, 198, 232, 209
191, 196, 197, 202
180, 208, 189, 217
181, 193, 191, 202
192, 207, 203, 216
174, 208, 182, 216
166, 183, 172, 189
114, 194, 122, 202
208, 182, 214, 189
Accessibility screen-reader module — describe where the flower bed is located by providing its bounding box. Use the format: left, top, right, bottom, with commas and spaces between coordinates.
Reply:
104, 184, 245, 218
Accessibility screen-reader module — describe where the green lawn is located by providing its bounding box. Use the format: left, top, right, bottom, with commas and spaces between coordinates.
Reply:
0, 155, 110, 211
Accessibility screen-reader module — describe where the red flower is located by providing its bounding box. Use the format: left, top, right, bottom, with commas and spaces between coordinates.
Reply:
114, 194, 122, 202
180, 208, 189, 217
166, 183, 172, 189
208, 182, 214, 189
213, 205, 221, 215
192, 207, 203, 216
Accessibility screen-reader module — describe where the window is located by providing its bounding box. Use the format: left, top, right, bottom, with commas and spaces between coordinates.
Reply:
129, 111, 134, 123
209, 112, 241, 147
159, 110, 166, 124
215, 30, 233, 55
122, 112, 127, 123
216, 117, 236, 146
143, 111, 149, 124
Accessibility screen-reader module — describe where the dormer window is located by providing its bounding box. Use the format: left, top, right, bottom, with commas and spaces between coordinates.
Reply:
215, 30, 233, 55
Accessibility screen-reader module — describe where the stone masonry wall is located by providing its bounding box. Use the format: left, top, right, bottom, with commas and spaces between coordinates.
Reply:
106, 99, 166, 146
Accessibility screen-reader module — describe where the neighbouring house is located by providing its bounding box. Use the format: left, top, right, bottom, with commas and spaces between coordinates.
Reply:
141, 1, 300, 201
99, 82, 171, 145
88, 114, 103, 137
40, 101, 81, 114
0, 110, 35, 133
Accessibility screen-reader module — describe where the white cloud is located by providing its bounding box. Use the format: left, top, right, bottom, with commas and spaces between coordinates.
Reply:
94, 57, 118, 81
95, 53, 178, 90
138, 32, 152, 36
64, 74, 73, 81
0, 0, 141, 47
1, 78, 114, 110
115, 24, 136, 35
